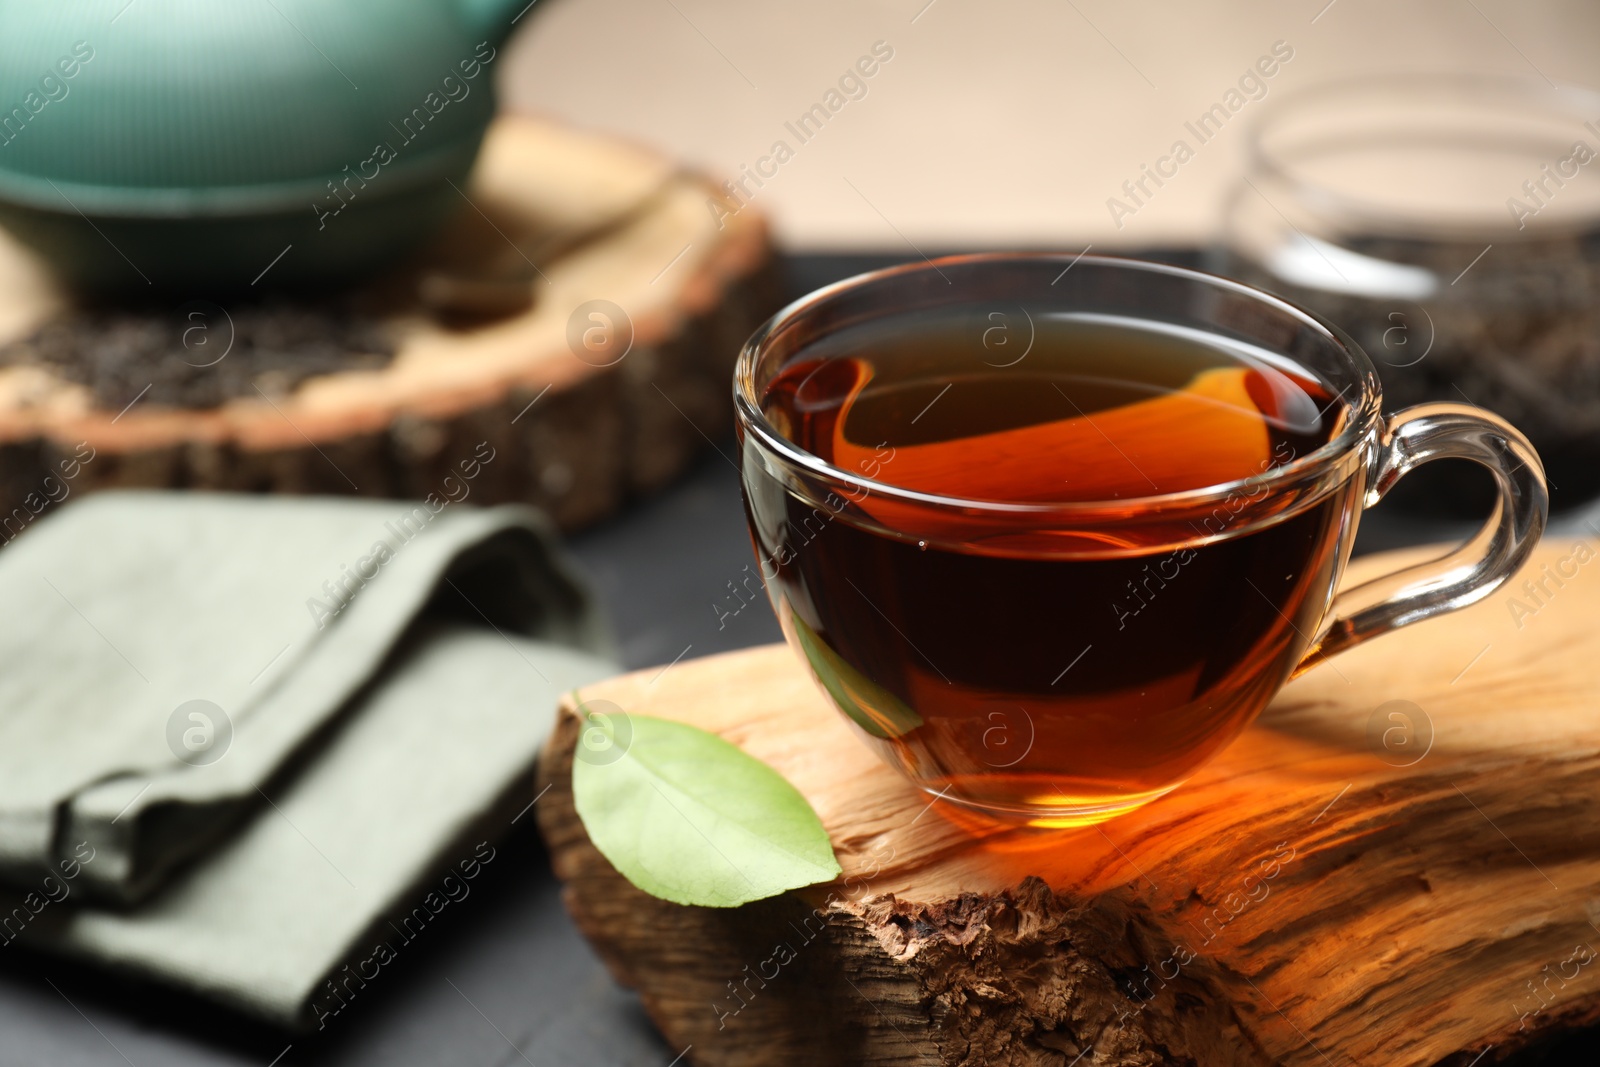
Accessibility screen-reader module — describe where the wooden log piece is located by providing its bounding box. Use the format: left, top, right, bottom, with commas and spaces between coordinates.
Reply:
0, 114, 782, 534
537, 541, 1600, 1067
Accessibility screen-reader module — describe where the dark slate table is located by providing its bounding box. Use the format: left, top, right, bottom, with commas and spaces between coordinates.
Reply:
0, 253, 1589, 1067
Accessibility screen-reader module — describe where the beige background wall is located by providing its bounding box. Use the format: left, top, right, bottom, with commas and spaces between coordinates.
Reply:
500, 0, 1600, 251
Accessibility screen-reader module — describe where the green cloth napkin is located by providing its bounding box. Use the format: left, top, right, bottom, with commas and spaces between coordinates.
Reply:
0, 491, 616, 1027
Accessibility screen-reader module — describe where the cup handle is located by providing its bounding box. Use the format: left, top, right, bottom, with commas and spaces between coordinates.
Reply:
1294, 403, 1548, 677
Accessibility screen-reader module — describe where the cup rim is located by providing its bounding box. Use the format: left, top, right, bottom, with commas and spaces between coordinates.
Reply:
734, 252, 1384, 519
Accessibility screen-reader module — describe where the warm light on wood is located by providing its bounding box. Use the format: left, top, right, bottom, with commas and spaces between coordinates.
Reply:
538, 541, 1600, 1066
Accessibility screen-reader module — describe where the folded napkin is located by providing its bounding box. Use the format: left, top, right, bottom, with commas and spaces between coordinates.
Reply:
0, 491, 616, 1027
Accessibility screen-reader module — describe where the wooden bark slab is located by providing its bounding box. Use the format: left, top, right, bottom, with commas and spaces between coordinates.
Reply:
0, 114, 780, 532
537, 540, 1600, 1067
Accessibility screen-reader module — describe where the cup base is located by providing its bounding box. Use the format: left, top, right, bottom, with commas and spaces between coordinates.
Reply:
922, 780, 1181, 829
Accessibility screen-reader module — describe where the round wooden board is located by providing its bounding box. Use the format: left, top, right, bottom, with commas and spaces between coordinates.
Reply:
0, 115, 782, 533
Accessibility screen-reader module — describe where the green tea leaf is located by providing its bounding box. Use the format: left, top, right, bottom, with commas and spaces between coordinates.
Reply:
572, 709, 841, 907
790, 611, 923, 739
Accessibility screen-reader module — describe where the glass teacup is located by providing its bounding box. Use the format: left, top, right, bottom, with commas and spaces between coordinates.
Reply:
735, 255, 1546, 825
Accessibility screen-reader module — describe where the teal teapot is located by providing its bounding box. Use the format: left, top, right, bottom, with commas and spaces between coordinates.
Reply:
0, 0, 536, 294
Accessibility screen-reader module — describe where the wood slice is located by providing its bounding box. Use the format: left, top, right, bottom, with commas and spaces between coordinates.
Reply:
536, 541, 1600, 1067
0, 115, 781, 532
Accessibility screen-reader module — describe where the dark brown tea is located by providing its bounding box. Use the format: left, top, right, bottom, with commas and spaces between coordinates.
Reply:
742, 307, 1359, 822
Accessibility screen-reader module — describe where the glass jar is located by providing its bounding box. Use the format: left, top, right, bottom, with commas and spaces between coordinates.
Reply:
1219, 74, 1600, 512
